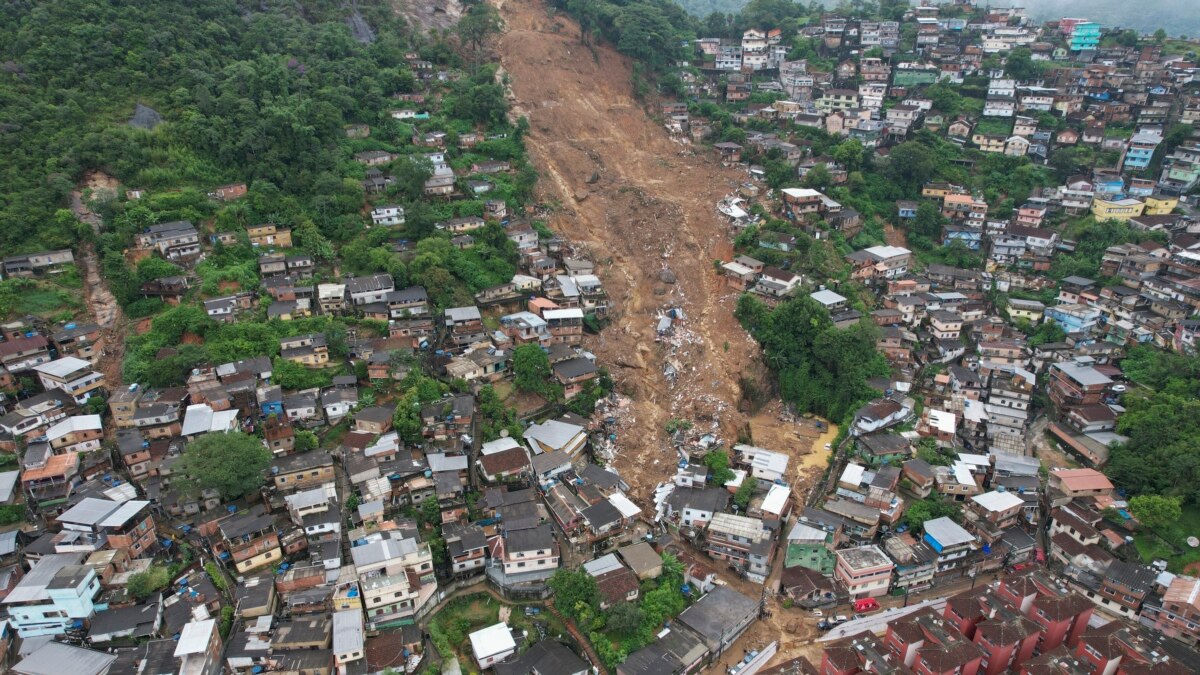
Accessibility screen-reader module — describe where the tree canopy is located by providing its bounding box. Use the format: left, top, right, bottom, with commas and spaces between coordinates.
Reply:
175, 431, 272, 500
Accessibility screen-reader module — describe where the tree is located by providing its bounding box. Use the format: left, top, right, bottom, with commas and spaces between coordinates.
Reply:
734, 475, 756, 510
457, 3, 503, 65
127, 565, 170, 600
606, 602, 644, 635
915, 438, 953, 466
904, 496, 962, 530
175, 432, 272, 499
1028, 320, 1066, 347
1154, 28, 1168, 44
885, 141, 938, 191
295, 221, 334, 262
549, 569, 599, 620
702, 450, 736, 485
294, 430, 318, 453
1129, 494, 1183, 530
834, 139, 866, 172
513, 344, 557, 398
1004, 48, 1037, 80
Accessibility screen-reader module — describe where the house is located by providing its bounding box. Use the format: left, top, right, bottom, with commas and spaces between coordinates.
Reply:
212, 510, 281, 573
13, 642, 116, 675
4, 553, 100, 637
137, 221, 201, 262
280, 333, 329, 367
705, 512, 775, 581
852, 398, 908, 436
735, 445, 790, 484
33, 357, 105, 404
499, 523, 559, 576
271, 453, 335, 492
675, 586, 760, 654
2, 249, 74, 278
46, 414, 103, 454
922, 517, 976, 575
835, 545, 894, 599
494, 640, 589, 675
57, 497, 156, 558
470, 623, 517, 669
370, 205, 405, 227
333, 609, 365, 667
665, 487, 730, 528
847, 245, 912, 280
246, 223, 292, 248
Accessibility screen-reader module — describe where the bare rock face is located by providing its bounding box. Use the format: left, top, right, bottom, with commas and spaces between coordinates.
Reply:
392, 0, 464, 33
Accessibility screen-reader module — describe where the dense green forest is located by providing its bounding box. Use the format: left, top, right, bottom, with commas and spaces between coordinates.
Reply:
0, 0, 483, 252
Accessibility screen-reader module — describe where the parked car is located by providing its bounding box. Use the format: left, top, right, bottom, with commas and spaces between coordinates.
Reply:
833, 615, 850, 625
854, 598, 880, 612
818, 620, 831, 630
824, 443, 832, 449
811, 609, 824, 617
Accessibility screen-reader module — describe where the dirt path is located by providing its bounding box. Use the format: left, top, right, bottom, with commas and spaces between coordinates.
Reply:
493, 0, 783, 503
70, 171, 126, 388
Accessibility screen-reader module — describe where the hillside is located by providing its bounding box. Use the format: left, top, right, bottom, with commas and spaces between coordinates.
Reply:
495, 0, 799, 500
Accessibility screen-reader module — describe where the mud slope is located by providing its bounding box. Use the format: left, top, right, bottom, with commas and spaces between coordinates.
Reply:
494, 0, 767, 501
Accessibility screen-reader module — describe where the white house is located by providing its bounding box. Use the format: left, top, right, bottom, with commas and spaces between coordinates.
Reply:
370, 205, 405, 227
470, 623, 517, 669
734, 444, 790, 483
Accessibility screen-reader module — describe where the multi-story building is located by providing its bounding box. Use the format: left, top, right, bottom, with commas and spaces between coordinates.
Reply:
351, 531, 437, 628
835, 545, 894, 599
212, 510, 281, 574
4, 553, 100, 637
1123, 130, 1163, 172
279, 333, 329, 367
962, 490, 1025, 544
706, 512, 776, 583
1141, 574, 1200, 645
45, 415, 103, 455
246, 223, 292, 248
1048, 361, 1112, 409
56, 497, 156, 558
33, 357, 105, 404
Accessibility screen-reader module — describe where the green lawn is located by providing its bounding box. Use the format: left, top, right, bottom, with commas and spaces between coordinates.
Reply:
428, 594, 572, 667
1133, 504, 1200, 573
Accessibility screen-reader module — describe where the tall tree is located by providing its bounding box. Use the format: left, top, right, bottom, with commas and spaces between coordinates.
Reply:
175, 432, 272, 499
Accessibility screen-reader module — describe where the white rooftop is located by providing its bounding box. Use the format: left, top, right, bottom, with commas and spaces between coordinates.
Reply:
45, 414, 102, 441
972, 490, 1024, 512
583, 553, 624, 577
787, 522, 829, 543
175, 619, 216, 657
469, 623, 517, 661
32, 356, 93, 379
840, 463, 866, 486
608, 492, 641, 519
480, 437, 522, 456
927, 409, 957, 434
865, 245, 911, 258
761, 484, 790, 516
543, 308, 585, 320
811, 289, 848, 306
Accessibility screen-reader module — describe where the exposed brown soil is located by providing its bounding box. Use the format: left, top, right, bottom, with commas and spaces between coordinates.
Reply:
70, 171, 127, 390
491, 0, 803, 504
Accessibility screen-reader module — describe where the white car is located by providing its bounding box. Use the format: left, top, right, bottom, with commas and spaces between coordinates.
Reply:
1111, 384, 1127, 393
811, 609, 824, 617
824, 443, 832, 450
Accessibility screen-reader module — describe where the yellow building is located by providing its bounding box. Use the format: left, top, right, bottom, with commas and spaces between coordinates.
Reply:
1091, 197, 1145, 222
1144, 194, 1179, 215
971, 133, 1006, 154
247, 223, 293, 248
